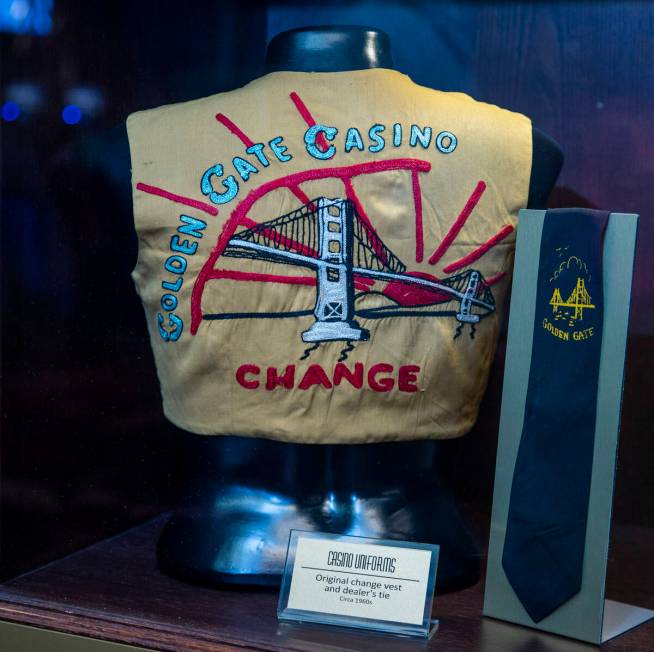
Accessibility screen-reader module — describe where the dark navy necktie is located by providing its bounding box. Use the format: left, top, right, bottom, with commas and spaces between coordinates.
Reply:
502, 209, 609, 623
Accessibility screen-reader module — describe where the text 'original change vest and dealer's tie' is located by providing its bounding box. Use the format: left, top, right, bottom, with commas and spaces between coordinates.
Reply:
127, 69, 532, 443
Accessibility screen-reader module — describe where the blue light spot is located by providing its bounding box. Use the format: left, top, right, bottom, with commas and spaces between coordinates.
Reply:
1, 101, 20, 122
62, 104, 82, 125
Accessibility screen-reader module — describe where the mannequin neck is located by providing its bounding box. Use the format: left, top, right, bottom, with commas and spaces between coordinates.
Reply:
264, 26, 394, 73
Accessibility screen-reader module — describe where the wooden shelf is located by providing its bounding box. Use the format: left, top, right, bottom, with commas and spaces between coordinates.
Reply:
0, 516, 652, 651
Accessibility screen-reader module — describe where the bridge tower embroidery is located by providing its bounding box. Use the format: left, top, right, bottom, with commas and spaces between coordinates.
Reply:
550, 277, 595, 323
301, 197, 367, 342
220, 196, 496, 344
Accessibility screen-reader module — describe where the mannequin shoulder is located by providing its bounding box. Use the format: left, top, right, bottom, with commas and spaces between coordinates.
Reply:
529, 126, 564, 208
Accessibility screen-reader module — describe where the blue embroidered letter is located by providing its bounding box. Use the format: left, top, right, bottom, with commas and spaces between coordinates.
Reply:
157, 312, 183, 342
178, 215, 207, 239
246, 143, 270, 167
201, 163, 239, 205
170, 235, 198, 256
164, 255, 187, 275
232, 156, 258, 182
269, 136, 292, 162
161, 293, 178, 311
393, 123, 402, 147
304, 124, 338, 160
436, 130, 458, 154
410, 125, 432, 149
162, 277, 183, 292
344, 127, 364, 153
368, 124, 386, 153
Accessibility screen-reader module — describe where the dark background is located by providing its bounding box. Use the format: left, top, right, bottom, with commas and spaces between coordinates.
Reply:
1, 0, 652, 581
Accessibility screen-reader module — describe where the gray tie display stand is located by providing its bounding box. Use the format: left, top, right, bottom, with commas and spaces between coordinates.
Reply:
483, 210, 653, 644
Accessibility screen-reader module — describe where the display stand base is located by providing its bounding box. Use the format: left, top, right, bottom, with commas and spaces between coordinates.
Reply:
157, 474, 481, 593
602, 600, 654, 644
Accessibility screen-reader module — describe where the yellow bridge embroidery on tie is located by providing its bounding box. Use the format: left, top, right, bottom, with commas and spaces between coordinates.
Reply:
549, 277, 595, 325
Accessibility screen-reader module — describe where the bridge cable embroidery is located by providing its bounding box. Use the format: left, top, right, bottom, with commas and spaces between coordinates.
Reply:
206, 196, 495, 344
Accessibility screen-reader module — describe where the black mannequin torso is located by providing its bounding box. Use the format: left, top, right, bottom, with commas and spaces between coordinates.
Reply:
157, 26, 563, 593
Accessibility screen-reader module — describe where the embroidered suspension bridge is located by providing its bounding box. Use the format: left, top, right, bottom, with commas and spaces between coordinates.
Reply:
549, 277, 595, 321
211, 197, 496, 344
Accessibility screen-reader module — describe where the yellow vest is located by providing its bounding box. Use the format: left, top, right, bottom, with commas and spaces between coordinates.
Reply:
127, 68, 531, 443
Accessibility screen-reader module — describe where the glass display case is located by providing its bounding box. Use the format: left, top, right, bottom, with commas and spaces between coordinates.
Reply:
1, 2, 652, 650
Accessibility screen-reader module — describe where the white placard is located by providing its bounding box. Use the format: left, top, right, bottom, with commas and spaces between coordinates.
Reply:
278, 531, 439, 637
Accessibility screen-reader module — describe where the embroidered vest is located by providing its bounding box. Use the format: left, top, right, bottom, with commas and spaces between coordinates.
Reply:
127, 69, 531, 444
